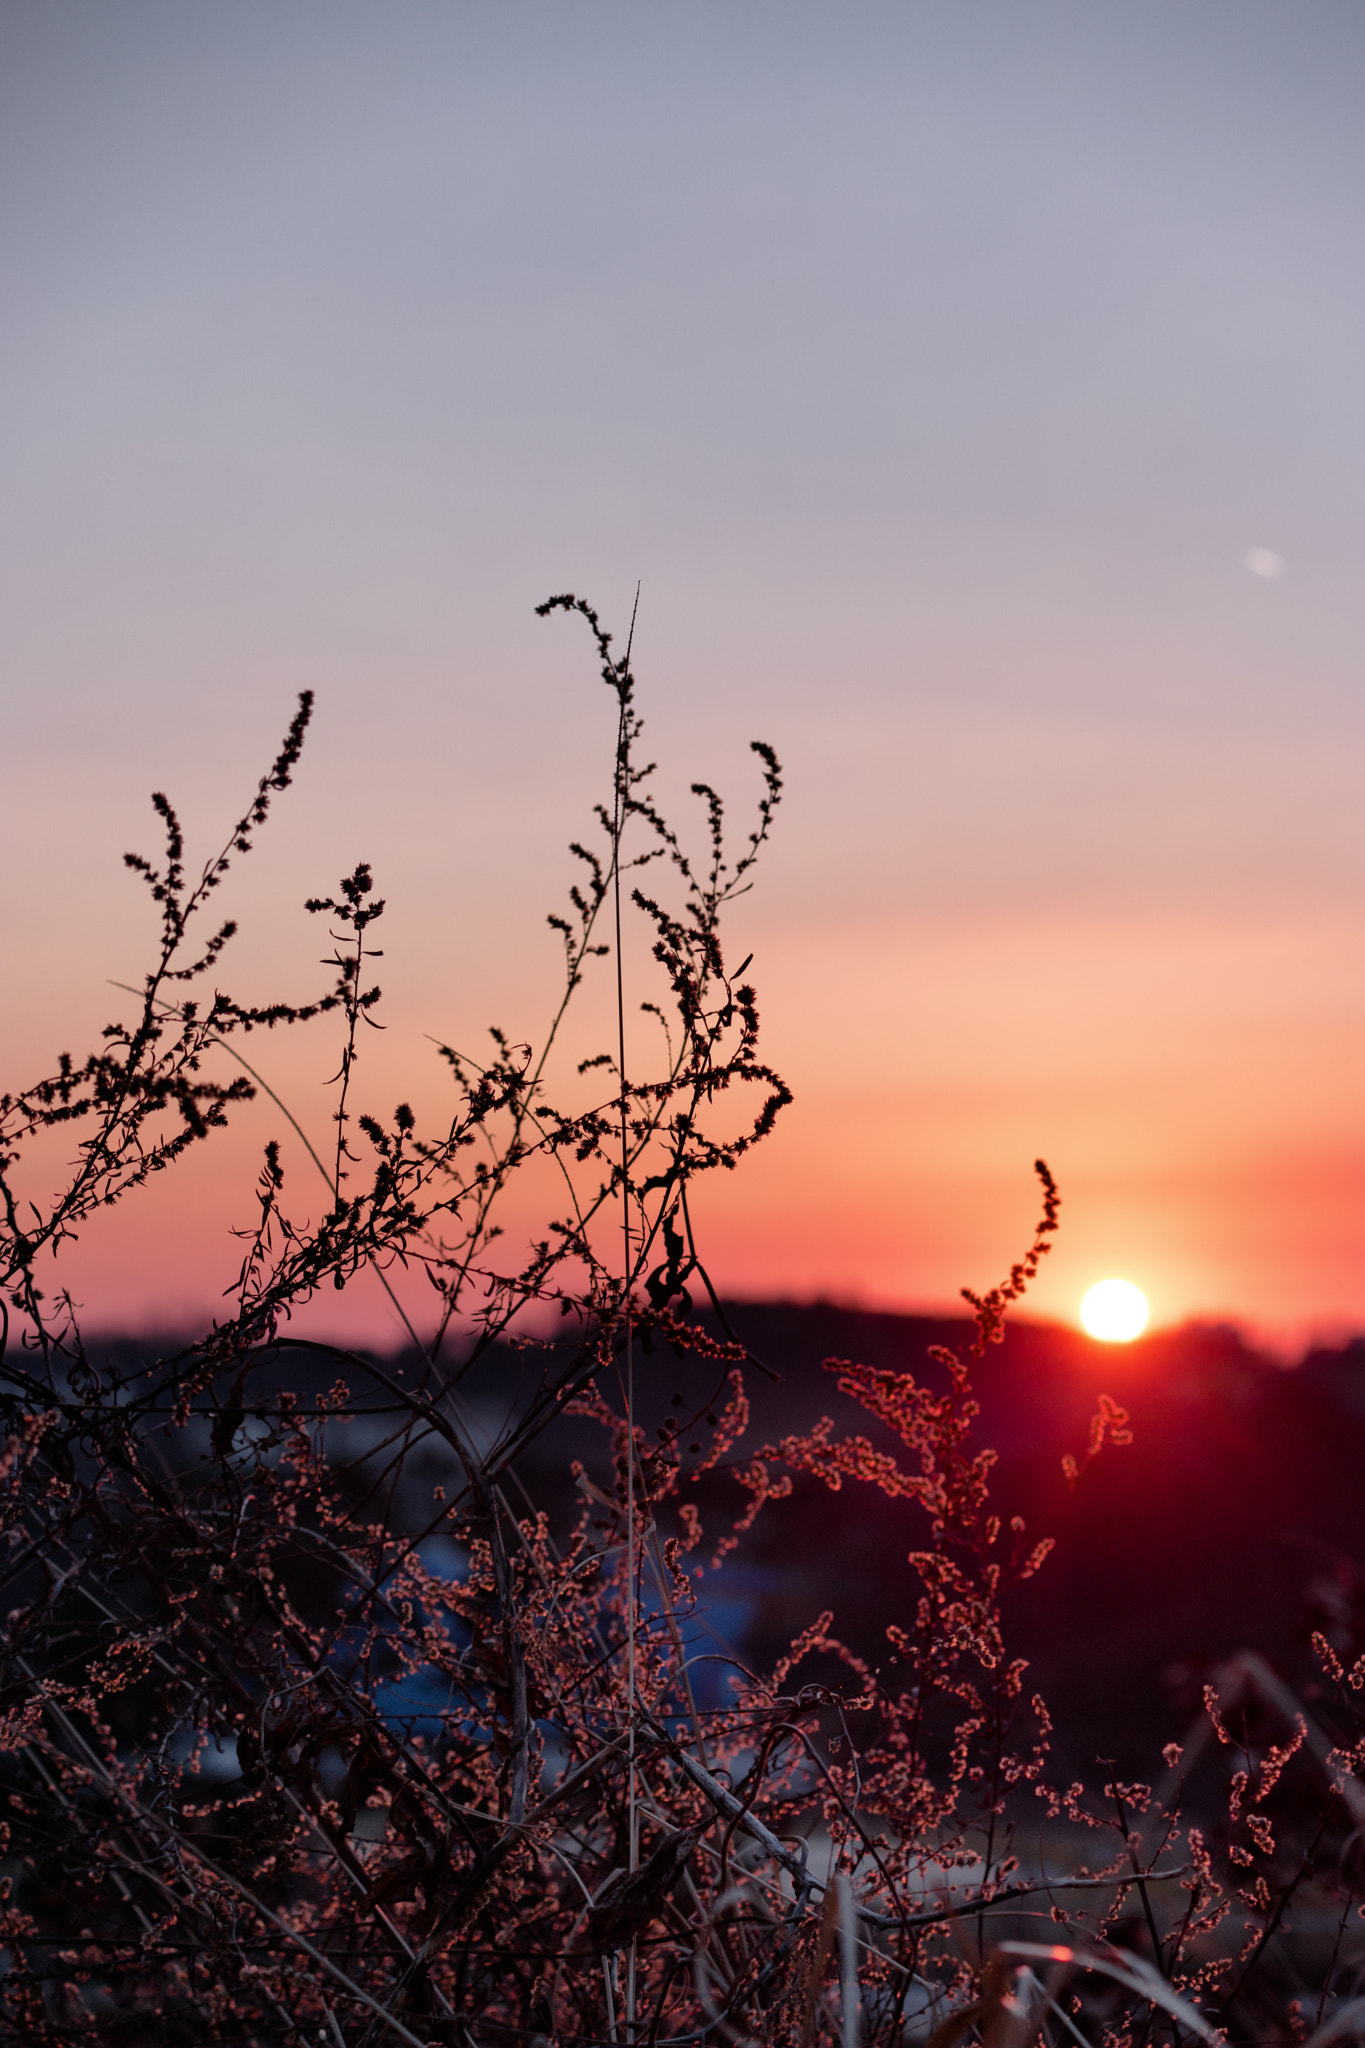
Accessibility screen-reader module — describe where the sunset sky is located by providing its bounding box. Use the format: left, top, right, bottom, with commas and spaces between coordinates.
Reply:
2, 2, 1362, 1352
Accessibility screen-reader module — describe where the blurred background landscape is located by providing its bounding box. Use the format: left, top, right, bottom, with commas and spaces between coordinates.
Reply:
85, 1304, 1365, 1777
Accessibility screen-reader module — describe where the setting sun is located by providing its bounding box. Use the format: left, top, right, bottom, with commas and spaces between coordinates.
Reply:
1080, 1278, 1150, 1343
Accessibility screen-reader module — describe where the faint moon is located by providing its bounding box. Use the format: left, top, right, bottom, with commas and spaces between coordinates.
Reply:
1080, 1279, 1149, 1343
1244, 546, 1286, 580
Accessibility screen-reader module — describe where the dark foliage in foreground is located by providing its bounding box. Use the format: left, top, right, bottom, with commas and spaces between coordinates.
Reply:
3, 602, 1364, 2046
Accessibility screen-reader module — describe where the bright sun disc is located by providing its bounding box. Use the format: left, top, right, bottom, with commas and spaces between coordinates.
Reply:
1080, 1279, 1149, 1343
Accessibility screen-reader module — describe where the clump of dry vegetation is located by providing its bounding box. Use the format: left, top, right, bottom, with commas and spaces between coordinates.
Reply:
2, 599, 1363, 2046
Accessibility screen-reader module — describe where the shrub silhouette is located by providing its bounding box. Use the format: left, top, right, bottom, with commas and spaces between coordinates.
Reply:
1, 599, 1362, 2045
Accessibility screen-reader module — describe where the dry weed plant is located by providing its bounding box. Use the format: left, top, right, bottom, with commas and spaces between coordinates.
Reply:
2, 599, 1363, 2046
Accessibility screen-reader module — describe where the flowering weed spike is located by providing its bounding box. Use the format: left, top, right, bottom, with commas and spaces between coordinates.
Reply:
0, 617, 1341, 2043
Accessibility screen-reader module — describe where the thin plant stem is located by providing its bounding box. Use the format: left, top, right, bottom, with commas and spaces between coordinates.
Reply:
617, 582, 642, 2038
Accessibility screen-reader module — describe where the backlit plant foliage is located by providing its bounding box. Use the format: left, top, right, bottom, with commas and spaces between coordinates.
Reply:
1, 601, 1362, 2046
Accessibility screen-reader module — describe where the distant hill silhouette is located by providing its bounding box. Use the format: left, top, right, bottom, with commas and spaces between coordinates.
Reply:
688, 1303, 1365, 1770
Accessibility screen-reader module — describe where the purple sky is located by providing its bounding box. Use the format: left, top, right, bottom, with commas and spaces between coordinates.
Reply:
3, 2, 1362, 1347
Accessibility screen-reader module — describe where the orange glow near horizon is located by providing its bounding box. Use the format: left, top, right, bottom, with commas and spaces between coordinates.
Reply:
5, 751, 1362, 1357
20, 887, 1362, 1360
